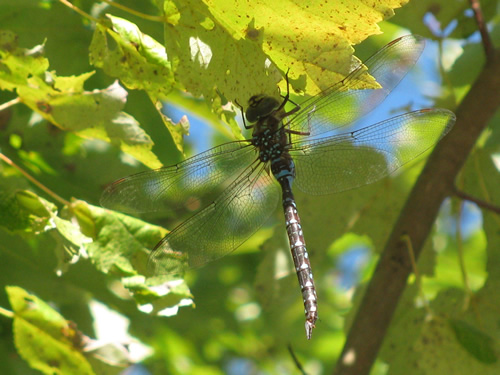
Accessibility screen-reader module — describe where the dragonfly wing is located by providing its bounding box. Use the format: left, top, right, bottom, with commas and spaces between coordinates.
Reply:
147, 161, 280, 275
288, 35, 426, 137
100, 140, 255, 215
292, 109, 455, 195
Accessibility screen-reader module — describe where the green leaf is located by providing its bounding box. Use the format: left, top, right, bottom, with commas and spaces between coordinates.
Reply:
123, 275, 194, 316
16, 190, 56, 217
6, 286, 96, 375
16, 191, 88, 247
449, 319, 497, 364
86, 201, 194, 316
391, 0, 499, 40
85, 203, 164, 275
89, 15, 174, 96
89, 15, 186, 155
0, 31, 49, 91
12, 191, 93, 273
0, 32, 161, 169
20, 79, 160, 169
0, 190, 32, 232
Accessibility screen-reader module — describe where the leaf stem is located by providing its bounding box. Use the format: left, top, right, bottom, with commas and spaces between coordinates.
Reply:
0, 306, 14, 318
57, 0, 99, 23
0, 153, 70, 207
0, 98, 21, 112
101, 0, 166, 22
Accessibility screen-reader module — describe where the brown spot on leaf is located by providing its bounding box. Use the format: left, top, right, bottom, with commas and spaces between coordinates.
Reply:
36, 101, 52, 114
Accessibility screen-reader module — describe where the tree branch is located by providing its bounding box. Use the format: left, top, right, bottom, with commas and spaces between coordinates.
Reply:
333, 49, 500, 374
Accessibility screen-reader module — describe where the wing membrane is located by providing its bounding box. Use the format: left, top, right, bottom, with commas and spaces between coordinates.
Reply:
101, 141, 255, 214
288, 35, 426, 137
291, 109, 455, 195
147, 161, 280, 275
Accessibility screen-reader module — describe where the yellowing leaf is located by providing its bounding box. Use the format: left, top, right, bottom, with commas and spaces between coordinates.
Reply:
162, 0, 282, 107
162, 0, 409, 102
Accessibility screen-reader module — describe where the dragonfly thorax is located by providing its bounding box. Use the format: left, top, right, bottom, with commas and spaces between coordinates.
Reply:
252, 127, 288, 163
245, 93, 290, 164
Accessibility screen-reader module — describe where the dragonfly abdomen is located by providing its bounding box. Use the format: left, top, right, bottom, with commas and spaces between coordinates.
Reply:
272, 156, 318, 339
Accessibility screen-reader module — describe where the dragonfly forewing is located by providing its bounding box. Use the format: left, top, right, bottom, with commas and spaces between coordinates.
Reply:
288, 35, 426, 138
101, 141, 255, 216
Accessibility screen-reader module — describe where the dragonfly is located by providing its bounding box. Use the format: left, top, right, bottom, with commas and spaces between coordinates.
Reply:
101, 35, 455, 339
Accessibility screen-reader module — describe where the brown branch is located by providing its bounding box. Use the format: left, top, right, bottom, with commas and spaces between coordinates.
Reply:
333, 50, 500, 374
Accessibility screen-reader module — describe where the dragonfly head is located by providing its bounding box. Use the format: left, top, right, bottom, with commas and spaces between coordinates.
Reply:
245, 94, 281, 123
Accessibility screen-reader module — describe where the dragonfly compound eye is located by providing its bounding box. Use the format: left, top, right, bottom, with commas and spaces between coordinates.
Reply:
246, 95, 281, 123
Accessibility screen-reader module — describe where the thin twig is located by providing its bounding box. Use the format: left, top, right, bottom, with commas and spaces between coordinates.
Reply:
101, 0, 165, 22
0, 98, 21, 112
0, 307, 14, 318
58, 0, 98, 23
455, 200, 472, 309
287, 344, 308, 375
469, 0, 495, 61
453, 187, 500, 214
0, 153, 70, 206
401, 235, 432, 316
